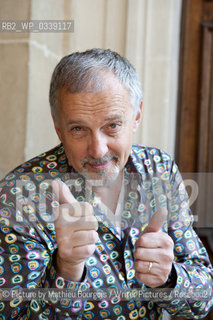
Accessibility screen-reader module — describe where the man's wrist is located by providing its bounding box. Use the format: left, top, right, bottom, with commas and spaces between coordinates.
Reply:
55, 252, 85, 282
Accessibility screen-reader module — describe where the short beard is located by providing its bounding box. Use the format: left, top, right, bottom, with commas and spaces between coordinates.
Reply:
80, 154, 120, 186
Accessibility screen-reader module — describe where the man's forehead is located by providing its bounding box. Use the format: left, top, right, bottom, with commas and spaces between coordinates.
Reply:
67, 113, 125, 125
61, 97, 128, 118
61, 71, 127, 95
57, 87, 133, 124
58, 80, 131, 108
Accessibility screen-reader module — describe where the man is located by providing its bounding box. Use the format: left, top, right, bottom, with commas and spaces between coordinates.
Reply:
0, 48, 212, 319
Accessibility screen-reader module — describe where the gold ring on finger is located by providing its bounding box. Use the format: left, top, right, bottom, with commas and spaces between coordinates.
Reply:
148, 261, 153, 273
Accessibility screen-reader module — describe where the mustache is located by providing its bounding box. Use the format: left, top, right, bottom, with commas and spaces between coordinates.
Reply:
81, 153, 119, 166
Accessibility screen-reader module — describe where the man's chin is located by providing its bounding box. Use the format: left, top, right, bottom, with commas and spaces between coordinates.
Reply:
81, 168, 120, 187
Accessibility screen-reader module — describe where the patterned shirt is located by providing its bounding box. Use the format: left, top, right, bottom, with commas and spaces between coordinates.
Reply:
0, 144, 212, 319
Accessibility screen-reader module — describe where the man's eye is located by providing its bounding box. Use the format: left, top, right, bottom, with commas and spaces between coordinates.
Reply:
109, 123, 121, 129
72, 126, 82, 131
70, 126, 86, 136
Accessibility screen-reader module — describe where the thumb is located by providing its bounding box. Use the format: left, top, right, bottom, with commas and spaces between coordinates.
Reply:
143, 207, 168, 233
52, 179, 96, 226
52, 179, 77, 204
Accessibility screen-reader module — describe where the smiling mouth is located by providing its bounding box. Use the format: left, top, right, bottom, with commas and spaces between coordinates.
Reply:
87, 161, 111, 171
81, 154, 119, 172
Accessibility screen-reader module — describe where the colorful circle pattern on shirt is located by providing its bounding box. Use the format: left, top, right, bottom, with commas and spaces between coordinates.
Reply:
0, 144, 212, 319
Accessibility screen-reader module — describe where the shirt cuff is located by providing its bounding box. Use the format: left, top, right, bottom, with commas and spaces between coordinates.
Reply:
41, 256, 89, 316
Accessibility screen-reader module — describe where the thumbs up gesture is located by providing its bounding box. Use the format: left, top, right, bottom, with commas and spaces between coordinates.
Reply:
134, 207, 174, 288
52, 180, 98, 281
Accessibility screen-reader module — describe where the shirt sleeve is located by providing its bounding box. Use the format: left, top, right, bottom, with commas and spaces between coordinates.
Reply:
0, 185, 89, 318
155, 161, 213, 318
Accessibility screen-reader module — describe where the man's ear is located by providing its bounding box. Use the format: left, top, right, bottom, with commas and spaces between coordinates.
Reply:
133, 100, 143, 132
51, 113, 62, 142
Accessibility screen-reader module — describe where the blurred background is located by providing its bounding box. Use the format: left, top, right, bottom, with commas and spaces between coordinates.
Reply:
0, 1, 213, 319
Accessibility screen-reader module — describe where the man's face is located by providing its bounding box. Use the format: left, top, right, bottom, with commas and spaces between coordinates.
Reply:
53, 75, 142, 185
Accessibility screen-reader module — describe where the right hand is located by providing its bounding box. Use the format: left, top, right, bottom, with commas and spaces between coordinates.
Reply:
52, 180, 98, 281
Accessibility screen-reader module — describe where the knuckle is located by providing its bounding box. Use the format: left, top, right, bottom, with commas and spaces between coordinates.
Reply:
168, 251, 174, 262
89, 230, 97, 243
160, 262, 172, 278
140, 234, 151, 246
135, 271, 141, 281
87, 215, 96, 223
166, 235, 174, 247
162, 235, 173, 249
59, 247, 73, 260
87, 217, 98, 230
94, 231, 99, 242
135, 248, 143, 260
94, 220, 99, 230
135, 271, 144, 283
84, 202, 94, 214
170, 239, 174, 249
86, 244, 96, 256
134, 248, 140, 259
134, 260, 142, 271
134, 239, 139, 248
159, 274, 168, 285
138, 235, 145, 245
161, 253, 172, 266
139, 238, 145, 247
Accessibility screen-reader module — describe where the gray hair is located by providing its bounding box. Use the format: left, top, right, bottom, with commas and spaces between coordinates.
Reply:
49, 48, 143, 118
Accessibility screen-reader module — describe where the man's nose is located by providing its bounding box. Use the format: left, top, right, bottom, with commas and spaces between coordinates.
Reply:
88, 132, 109, 159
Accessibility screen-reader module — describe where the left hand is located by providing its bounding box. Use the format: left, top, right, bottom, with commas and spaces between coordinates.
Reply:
134, 207, 174, 288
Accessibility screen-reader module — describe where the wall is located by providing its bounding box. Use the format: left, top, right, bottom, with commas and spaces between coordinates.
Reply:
0, 0, 182, 179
